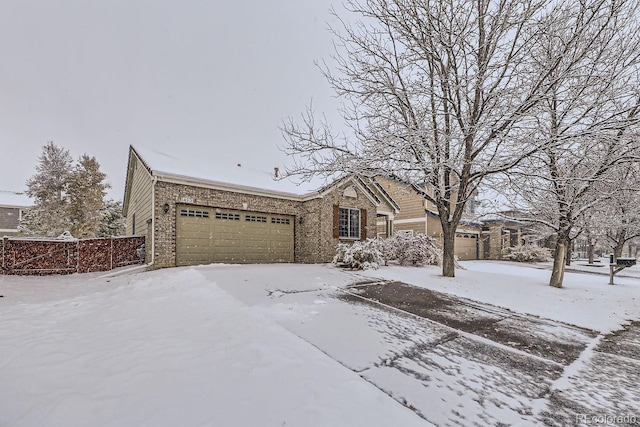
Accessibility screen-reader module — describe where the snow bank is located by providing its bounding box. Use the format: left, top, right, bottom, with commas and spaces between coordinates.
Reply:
0, 268, 425, 427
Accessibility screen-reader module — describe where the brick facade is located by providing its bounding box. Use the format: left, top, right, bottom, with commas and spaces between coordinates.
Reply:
150, 179, 378, 268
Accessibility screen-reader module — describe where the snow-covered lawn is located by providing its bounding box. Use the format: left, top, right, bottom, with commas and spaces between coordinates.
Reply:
358, 260, 640, 333
1, 261, 639, 426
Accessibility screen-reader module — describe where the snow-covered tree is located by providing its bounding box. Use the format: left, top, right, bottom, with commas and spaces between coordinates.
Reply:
282, 0, 634, 277
490, 0, 640, 287
21, 143, 112, 238
601, 164, 640, 258
67, 154, 109, 237
22, 142, 73, 237
97, 199, 126, 237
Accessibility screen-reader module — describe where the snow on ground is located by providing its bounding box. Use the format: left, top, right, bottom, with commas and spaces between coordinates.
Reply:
358, 260, 640, 333
0, 268, 425, 427
1, 260, 639, 426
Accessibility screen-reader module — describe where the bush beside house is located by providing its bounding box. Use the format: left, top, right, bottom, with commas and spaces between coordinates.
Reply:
502, 244, 552, 262
333, 233, 443, 270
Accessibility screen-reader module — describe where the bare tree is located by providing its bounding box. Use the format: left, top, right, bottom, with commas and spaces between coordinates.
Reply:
491, 0, 640, 287
600, 164, 640, 257
282, 0, 636, 277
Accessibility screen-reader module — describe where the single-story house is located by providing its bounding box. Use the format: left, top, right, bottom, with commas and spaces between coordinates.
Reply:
123, 145, 399, 269
0, 191, 31, 237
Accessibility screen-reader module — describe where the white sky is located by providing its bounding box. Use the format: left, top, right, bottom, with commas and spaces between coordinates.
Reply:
0, 0, 343, 200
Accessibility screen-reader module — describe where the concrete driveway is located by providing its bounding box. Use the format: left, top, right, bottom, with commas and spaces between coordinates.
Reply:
199, 264, 640, 426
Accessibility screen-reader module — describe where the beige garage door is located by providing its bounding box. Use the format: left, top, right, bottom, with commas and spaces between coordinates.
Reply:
176, 205, 294, 266
455, 233, 478, 260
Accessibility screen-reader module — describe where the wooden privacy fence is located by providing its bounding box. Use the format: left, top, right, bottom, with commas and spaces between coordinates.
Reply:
1, 236, 145, 275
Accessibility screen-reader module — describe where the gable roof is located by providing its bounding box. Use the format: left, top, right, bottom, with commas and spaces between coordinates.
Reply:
360, 177, 400, 213
124, 145, 395, 209
132, 144, 326, 197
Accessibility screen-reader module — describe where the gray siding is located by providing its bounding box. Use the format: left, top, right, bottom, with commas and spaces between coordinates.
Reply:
0, 206, 22, 236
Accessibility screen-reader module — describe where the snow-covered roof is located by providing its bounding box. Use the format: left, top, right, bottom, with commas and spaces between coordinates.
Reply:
479, 213, 525, 226
0, 191, 32, 208
132, 144, 329, 197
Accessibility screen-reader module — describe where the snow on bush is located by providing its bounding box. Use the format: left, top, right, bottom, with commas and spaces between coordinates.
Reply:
503, 244, 552, 262
332, 238, 384, 270
333, 233, 444, 270
381, 232, 443, 266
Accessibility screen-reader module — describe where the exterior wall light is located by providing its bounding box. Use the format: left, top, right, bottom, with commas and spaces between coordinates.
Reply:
163, 203, 170, 214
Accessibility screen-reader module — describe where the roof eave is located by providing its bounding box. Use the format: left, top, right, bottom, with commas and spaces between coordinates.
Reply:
155, 172, 313, 201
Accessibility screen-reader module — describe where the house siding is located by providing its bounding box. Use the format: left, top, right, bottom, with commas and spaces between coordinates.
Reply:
0, 206, 22, 236
125, 156, 153, 236
393, 219, 427, 234
375, 177, 425, 221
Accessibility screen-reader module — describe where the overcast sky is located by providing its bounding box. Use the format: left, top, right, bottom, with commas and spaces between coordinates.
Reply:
0, 0, 343, 200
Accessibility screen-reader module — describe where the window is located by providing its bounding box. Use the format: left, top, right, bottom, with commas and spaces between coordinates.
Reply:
271, 217, 291, 225
245, 215, 267, 223
180, 209, 209, 218
215, 212, 240, 221
339, 208, 360, 238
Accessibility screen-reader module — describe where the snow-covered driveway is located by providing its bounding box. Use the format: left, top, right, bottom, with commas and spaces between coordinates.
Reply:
2, 261, 640, 426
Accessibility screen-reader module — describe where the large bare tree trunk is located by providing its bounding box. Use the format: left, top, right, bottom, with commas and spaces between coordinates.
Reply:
587, 238, 595, 264
565, 239, 573, 266
550, 240, 568, 288
442, 230, 456, 278
614, 241, 625, 258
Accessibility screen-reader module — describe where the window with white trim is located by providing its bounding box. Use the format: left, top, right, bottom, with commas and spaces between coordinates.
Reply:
339, 208, 360, 238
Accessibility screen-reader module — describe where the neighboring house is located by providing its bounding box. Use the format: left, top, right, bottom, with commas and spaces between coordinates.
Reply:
373, 177, 483, 260
0, 191, 31, 237
479, 215, 525, 260
123, 145, 398, 269
373, 177, 528, 260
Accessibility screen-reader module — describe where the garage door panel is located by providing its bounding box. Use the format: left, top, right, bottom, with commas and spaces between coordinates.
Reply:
455, 234, 478, 260
177, 205, 294, 266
